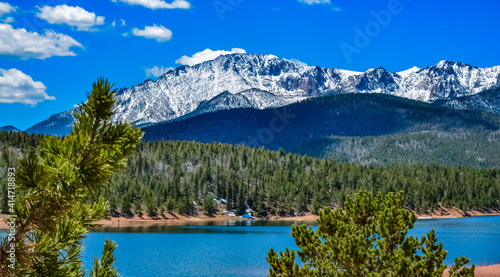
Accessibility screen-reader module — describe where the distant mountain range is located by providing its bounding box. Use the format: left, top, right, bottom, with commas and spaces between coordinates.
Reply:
0, 126, 20, 133
24, 109, 75, 137
434, 87, 500, 116
140, 93, 500, 167
21, 53, 500, 137
141, 93, 499, 147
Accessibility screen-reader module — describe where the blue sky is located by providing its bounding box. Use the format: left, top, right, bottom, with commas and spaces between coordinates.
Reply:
0, 0, 499, 130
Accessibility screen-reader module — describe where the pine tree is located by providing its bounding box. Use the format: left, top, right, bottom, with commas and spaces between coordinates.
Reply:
146, 197, 157, 217
267, 191, 475, 277
202, 195, 216, 215
236, 183, 247, 216
165, 197, 176, 214
121, 195, 132, 216
134, 200, 143, 218
0, 78, 142, 276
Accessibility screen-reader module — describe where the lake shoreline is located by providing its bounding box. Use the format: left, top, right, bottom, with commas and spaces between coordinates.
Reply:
90, 206, 500, 227
2, 213, 500, 276
92, 212, 320, 228
1, 207, 500, 229
412, 206, 500, 219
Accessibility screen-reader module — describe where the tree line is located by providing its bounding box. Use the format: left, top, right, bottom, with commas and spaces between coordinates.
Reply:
1, 132, 499, 217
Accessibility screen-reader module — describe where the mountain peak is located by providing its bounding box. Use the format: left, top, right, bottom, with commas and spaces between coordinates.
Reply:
436, 60, 451, 67
0, 125, 20, 133
23, 53, 500, 136
397, 66, 421, 77
214, 52, 277, 61
435, 60, 476, 69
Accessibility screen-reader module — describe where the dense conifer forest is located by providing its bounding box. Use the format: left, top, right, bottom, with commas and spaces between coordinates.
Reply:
140, 93, 500, 168
1, 131, 498, 217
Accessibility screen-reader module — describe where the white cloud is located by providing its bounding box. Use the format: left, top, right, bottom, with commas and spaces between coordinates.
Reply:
298, 1, 342, 11
2, 16, 13, 23
132, 25, 172, 42
298, 0, 331, 5
0, 23, 83, 60
176, 48, 246, 66
0, 68, 55, 106
112, 0, 191, 10
0, 2, 16, 17
145, 65, 174, 77
111, 19, 125, 28
37, 5, 105, 31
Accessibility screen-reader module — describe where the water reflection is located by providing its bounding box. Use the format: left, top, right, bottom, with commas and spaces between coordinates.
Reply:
95, 219, 313, 234
81, 216, 500, 277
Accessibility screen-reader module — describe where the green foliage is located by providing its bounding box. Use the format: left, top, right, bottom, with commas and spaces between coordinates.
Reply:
133, 200, 143, 218
266, 248, 300, 277
292, 131, 500, 168
0, 78, 142, 276
176, 197, 194, 215
1, 136, 500, 217
448, 257, 476, 277
120, 195, 132, 216
267, 191, 475, 277
88, 239, 120, 277
141, 93, 500, 170
165, 197, 176, 213
146, 197, 157, 217
103, 141, 498, 216
202, 195, 217, 215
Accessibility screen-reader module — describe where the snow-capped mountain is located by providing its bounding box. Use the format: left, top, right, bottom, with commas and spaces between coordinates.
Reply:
24, 109, 75, 137
173, 88, 308, 122
395, 61, 500, 101
111, 54, 499, 126
434, 87, 500, 115
25, 53, 500, 135
111, 54, 313, 126
0, 126, 20, 133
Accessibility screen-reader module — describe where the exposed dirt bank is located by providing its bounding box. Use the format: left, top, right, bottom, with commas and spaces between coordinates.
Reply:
1, 206, 499, 229
444, 264, 500, 277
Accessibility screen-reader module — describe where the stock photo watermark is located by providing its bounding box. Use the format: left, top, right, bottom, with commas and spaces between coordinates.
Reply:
340, 0, 408, 63
443, 109, 470, 126
247, 107, 297, 146
213, 0, 244, 21
20, 0, 71, 32
5, 167, 17, 270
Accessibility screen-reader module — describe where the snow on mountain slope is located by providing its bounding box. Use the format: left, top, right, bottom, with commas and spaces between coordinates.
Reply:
24, 109, 75, 137
237, 89, 307, 109
397, 66, 421, 78
112, 54, 499, 126
434, 87, 500, 115
394, 61, 500, 102
173, 88, 307, 122
111, 54, 314, 125
25, 53, 500, 135
0, 126, 20, 133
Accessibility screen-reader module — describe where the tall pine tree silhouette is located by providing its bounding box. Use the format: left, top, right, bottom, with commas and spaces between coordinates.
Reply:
0, 78, 142, 276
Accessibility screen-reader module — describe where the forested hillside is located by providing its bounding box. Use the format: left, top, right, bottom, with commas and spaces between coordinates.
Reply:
103, 140, 500, 216
141, 94, 500, 168
1, 131, 498, 217
292, 130, 500, 168
434, 87, 500, 116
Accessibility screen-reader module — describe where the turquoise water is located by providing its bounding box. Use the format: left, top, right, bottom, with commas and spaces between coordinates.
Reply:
81, 216, 500, 277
